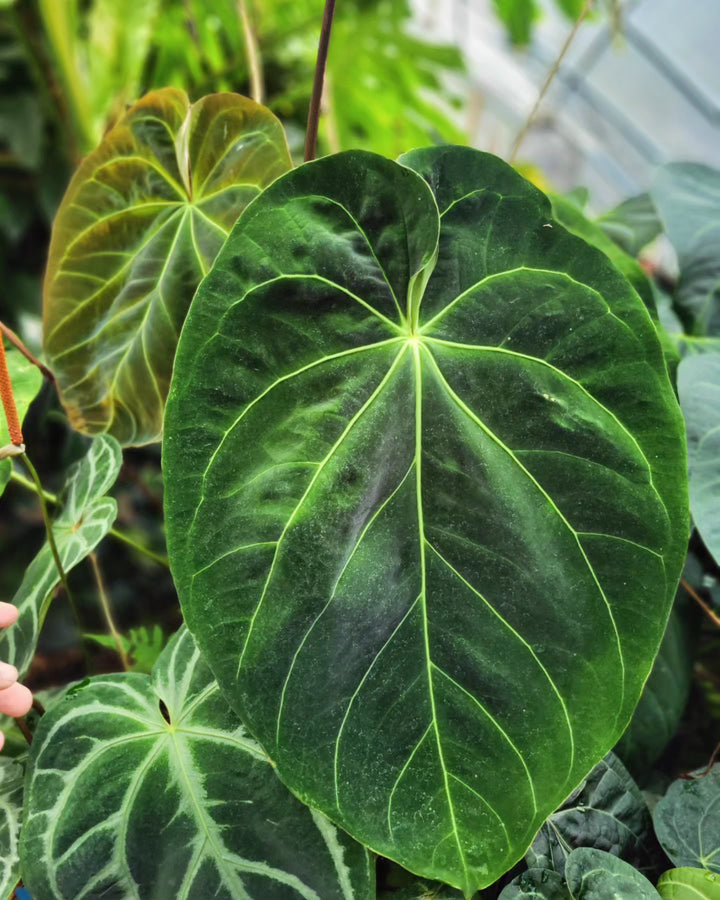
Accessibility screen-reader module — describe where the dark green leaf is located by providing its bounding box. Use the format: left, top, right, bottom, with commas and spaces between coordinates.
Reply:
596, 194, 661, 258
657, 868, 720, 900
651, 164, 720, 337
526, 753, 651, 875
678, 353, 720, 563
0, 758, 24, 900
43, 88, 292, 445
653, 766, 720, 873
0, 348, 42, 498
0, 435, 121, 677
614, 599, 697, 775
164, 146, 688, 895
499, 869, 571, 899
565, 848, 661, 899
21, 627, 375, 900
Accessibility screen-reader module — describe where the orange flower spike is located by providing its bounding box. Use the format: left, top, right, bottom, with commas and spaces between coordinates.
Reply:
0, 338, 24, 448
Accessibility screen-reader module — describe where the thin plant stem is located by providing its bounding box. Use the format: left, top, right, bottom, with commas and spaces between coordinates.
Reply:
0, 321, 54, 382
304, 0, 337, 162
509, 0, 594, 162
13, 717, 33, 746
32, 697, 46, 717
681, 577, 720, 628
0, 337, 23, 447
89, 552, 130, 672
238, 0, 264, 104
9, 468, 170, 568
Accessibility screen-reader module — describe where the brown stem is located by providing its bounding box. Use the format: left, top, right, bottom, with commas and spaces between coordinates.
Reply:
13, 716, 33, 745
0, 320, 54, 382
682, 578, 720, 628
509, 0, 593, 162
32, 697, 46, 717
0, 337, 23, 446
304, 0, 337, 162
89, 552, 130, 672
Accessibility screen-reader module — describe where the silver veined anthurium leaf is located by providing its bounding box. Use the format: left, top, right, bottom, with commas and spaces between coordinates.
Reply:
163, 146, 689, 896
43, 87, 292, 446
20, 626, 375, 900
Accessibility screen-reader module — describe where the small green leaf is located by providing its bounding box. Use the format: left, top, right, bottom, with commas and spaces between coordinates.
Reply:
565, 848, 661, 899
657, 868, 720, 900
678, 353, 720, 564
491, 0, 539, 45
596, 194, 662, 257
653, 766, 720, 873
499, 869, 571, 899
651, 163, 720, 337
526, 753, 651, 875
0, 435, 121, 677
44, 88, 292, 445
85, 624, 168, 673
0, 758, 24, 900
21, 627, 375, 900
0, 348, 42, 498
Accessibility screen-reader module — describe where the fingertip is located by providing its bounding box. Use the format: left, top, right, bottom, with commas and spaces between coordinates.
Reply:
0, 682, 32, 718
0, 603, 18, 628
0, 731, 5, 753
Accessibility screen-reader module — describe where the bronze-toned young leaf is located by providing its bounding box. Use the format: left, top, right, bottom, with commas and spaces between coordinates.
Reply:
164, 147, 688, 895
0, 435, 121, 677
20, 627, 375, 900
0, 348, 42, 499
43, 87, 292, 445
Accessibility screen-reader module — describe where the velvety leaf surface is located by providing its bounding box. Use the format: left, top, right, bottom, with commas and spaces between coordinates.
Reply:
0, 435, 120, 677
499, 869, 571, 900
43, 87, 292, 445
565, 848, 661, 899
657, 868, 720, 900
526, 753, 651, 875
0, 348, 42, 497
164, 147, 688, 895
0, 758, 24, 900
614, 601, 696, 775
678, 353, 720, 563
653, 766, 720, 873
21, 627, 374, 900
651, 163, 720, 337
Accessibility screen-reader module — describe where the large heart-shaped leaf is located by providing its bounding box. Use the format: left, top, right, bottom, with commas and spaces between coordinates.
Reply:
0, 347, 42, 498
0, 758, 24, 900
526, 753, 651, 875
43, 88, 292, 445
678, 353, 720, 564
0, 435, 121, 676
653, 766, 720, 873
20, 626, 375, 900
164, 147, 688, 895
499, 870, 571, 900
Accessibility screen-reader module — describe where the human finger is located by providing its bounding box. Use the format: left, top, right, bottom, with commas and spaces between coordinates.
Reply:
0, 661, 18, 689
0, 602, 18, 629
0, 682, 32, 718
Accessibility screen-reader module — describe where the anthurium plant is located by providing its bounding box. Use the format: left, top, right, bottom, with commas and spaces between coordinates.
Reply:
0, 4, 718, 900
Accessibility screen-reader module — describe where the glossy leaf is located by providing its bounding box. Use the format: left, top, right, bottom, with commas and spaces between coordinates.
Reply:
614, 599, 696, 775
657, 868, 720, 900
651, 163, 720, 337
526, 753, 651, 875
653, 766, 720, 873
0, 435, 120, 677
499, 869, 571, 900
43, 87, 292, 445
0, 348, 42, 498
164, 147, 688, 895
678, 353, 720, 563
20, 627, 375, 900
565, 848, 661, 899
0, 758, 24, 900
